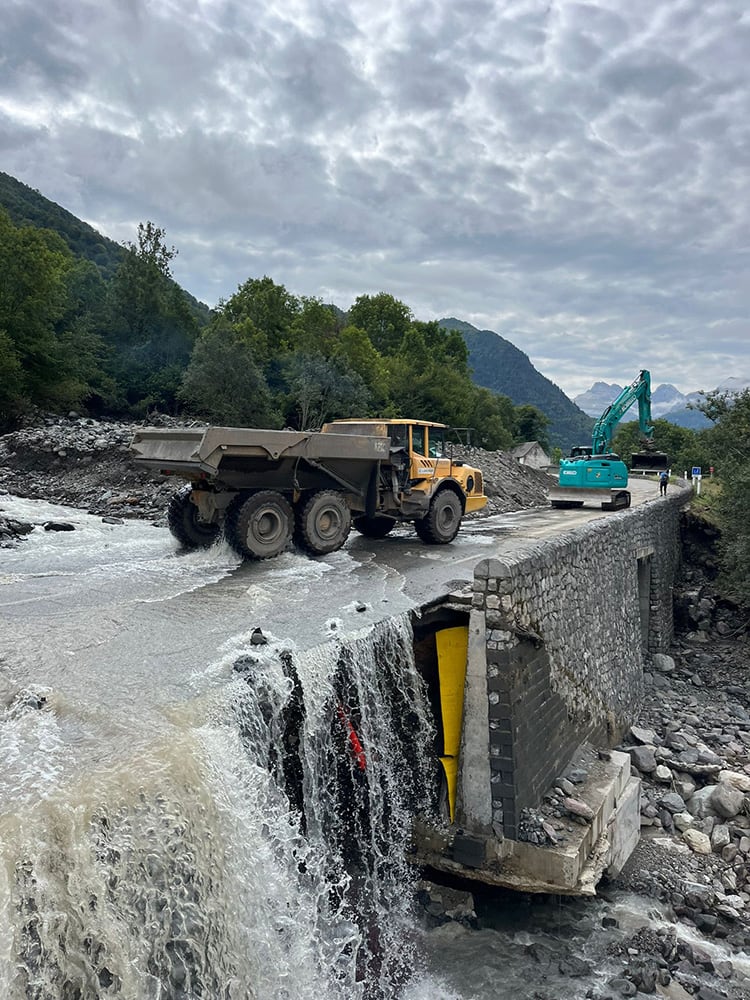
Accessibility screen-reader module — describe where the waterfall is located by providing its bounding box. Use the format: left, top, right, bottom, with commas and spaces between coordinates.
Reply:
0, 615, 439, 999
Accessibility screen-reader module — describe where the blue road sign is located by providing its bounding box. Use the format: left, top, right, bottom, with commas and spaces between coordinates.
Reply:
692, 467, 702, 477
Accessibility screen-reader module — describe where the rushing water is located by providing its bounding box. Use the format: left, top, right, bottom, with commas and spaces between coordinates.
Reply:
2, 496, 748, 1000
1, 497, 457, 999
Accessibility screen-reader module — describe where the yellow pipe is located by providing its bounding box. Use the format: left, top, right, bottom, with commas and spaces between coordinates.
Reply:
435, 626, 469, 822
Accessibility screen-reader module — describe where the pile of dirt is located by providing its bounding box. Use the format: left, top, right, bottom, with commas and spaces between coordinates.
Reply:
452, 443, 554, 515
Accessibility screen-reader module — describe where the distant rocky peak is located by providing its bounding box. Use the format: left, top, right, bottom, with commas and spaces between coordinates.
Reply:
573, 382, 624, 418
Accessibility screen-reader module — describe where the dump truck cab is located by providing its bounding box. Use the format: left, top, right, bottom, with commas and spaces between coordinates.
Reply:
321, 419, 486, 515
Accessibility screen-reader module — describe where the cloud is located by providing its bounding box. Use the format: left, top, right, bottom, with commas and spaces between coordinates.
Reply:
0, 0, 748, 397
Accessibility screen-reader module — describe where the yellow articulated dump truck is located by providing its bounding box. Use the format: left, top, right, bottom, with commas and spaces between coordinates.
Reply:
130, 419, 487, 560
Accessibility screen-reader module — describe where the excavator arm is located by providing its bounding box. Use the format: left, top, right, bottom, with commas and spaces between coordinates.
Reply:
591, 369, 654, 455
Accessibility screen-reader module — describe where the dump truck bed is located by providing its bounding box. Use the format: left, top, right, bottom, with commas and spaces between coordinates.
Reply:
131, 426, 389, 474
130, 426, 391, 497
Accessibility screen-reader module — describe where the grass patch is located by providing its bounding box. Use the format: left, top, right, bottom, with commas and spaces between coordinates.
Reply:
688, 477, 722, 525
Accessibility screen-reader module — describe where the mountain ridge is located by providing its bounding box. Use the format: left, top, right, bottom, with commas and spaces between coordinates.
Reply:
438, 318, 593, 451
574, 376, 750, 429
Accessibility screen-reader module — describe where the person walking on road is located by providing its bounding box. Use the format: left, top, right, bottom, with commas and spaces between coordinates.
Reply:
659, 471, 669, 496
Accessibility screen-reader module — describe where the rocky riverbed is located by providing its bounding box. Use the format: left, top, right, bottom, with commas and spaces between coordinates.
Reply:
418, 573, 750, 999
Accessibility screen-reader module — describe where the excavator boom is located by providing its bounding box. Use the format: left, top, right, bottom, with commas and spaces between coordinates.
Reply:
591, 369, 654, 455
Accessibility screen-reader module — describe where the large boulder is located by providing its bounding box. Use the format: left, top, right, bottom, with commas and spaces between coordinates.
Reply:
710, 782, 745, 820
686, 785, 719, 819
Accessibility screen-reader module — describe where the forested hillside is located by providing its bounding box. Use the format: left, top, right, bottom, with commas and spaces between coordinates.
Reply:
439, 318, 593, 451
0, 173, 556, 450
0, 171, 125, 279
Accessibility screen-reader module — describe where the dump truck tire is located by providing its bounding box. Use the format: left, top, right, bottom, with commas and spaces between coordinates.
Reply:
295, 491, 352, 555
414, 490, 462, 544
225, 490, 293, 559
167, 485, 221, 548
352, 515, 395, 539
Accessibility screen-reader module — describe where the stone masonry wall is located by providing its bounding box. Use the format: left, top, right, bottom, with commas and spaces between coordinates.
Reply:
468, 488, 686, 840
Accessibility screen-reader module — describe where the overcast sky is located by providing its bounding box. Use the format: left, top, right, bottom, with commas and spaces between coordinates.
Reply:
1, 0, 748, 397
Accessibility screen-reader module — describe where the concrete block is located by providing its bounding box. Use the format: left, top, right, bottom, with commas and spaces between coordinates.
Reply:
452, 834, 487, 868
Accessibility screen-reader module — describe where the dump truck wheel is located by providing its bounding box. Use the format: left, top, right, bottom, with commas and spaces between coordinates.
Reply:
352, 515, 395, 539
295, 491, 352, 555
225, 490, 293, 559
167, 485, 221, 548
414, 490, 462, 544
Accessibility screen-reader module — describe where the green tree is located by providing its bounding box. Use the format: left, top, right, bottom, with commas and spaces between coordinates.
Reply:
0, 209, 106, 423
179, 318, 279, 427
107, 221, 177, 344
694, 390, 750, 602
289, 297, 339, 356
222, 276, 300, 363
0, 329, 24, 422
513, 404, 551, 450
465, 388, 515, 450
283, 352, 370, 429
106, 221, 199, 412
347, 293, 412, 355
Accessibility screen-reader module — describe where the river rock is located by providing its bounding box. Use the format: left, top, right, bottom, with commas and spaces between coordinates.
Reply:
555, 777, 576, 796
43, 520, 75, 531
630, 745, 657, 773
563, 797, 594, 821
0, 516, 35, 545
660, 792, 686, 814
672, 773, 696, 800
719, 769, 750, 793
710, 782, 744, 819
558, 954, 593, 977
682, 828, 712, 854
657, 983, 693, 999
652, 653, 676, 674
608, 977, 637, 996
654, 765, 673, 783
721, 843, 738, 863
631, 725, 659, 745
686, 786, 719, 819
720, 893, 745, 912
660, 756, 721, 780
710, 824, 731, 851
673, 812, 694, 832
416, 881, 477, 928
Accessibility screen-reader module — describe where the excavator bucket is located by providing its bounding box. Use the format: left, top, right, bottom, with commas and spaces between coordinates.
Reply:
631, 451, 669, 474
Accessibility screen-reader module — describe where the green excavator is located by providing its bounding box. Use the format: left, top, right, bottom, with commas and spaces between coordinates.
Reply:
550, 369, 669, 511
